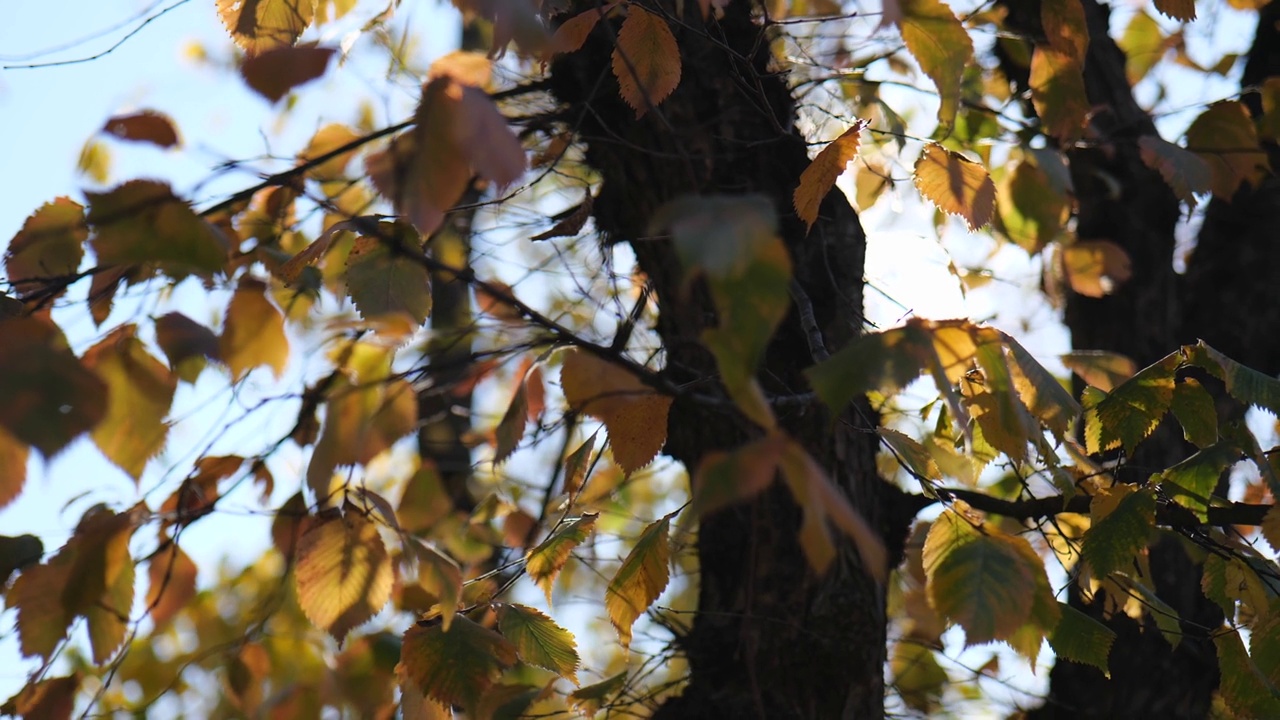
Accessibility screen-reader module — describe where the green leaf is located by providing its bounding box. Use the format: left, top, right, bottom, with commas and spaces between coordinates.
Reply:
897, 0, 973, 131
0, 317, 107, 457
1169, 378, 1218, 448
567, 671, 628, 717
1186, 341, 1280, 417
1048, 603, 1116, 675
1202, 553, 1235, 618
497, 603, 580, 682
82, 325, 177, 480
1080, 485, 1155, 578
400, 615, 518, 709
1118, 10, 1167, 84
891, 641, 948, 713
879, 428, 941, 482
922, 508, 1042, 645
1215, 631, 1280, 718
5, 198, 86, 300
344, 221, 432, 326
1083, 352, 1178, 454
1158, 441, 1239, 521
87, 180, 228, 277
527, 513, 597, 605
1250, 608, 1280, 688
605, 514, 672, 647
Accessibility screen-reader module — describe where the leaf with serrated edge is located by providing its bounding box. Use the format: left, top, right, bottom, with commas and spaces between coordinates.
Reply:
5, 198, 86, 300
612, 7, 680, 118
1138, 135, 1211, 208
406, 537, 462, 630
497, 603, 581, 682
0, 317, 107, 457
294, 510, 393, 644
568, 671, 628, 717
83, 325, 177, 480
561, 349, 671, 474
794, 121, 867, 230
217, 0, 314, 55
1049, 602, 1116, 675
896, 0, 973, 130
1186, 101, 1269, 198
220, 279, 289, 380
494, 377, 530, 466
1084, 352, 1178, 454
1081, 485, 1155, 578
400, 616, 517, 709
913, 144, 995, 231
87, 180, 227, 276
1215, 631, 1280, 718
527, 513, 597, 604
1061, 351, 1137, 392
606, 514, 672, 647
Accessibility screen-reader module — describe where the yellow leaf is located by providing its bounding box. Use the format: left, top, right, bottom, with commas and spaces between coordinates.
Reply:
77, 138, 111, 184
526, 513, 597, 604
83, 325, 177, 480
611, 7, 681, 118
306, 375, 416, 501
605, 514, 672, 647
240, 43, 335, 103
298, 123, 361, 181
102, 110, 180, 148
1186, 101, 1270, 198
220, 278, 289, 380
1061, 350, 1136, 392
0, 317, 107, 457
560, 349, 671, 474
913, 143, 996, 231
1138, 135, 1212, 209
5, 197, 87, 300
294, 509, 393, 644
145, 543, 197, 629
1030, 0, 1089, 141
87, 180, 229, 277
1061, 240, 1132, 298
400, 616, 518, 709
793, 121, 867, 230
6, 560, 73, 659
217, 0, 315, 55
896, 0, 973, 131
497, 603, 581, 683
427, 50, 492, 88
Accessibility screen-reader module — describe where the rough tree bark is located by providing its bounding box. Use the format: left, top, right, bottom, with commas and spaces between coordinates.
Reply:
547, 1, 910, 716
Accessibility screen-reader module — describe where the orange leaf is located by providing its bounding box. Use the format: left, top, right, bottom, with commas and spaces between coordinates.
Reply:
0, 429, 28, 510
560, 348, 671, 474
1061, 240, 1132, 298
217, 0, 315, 56
294, 509, 393, 644
241, 44, 336, 103
145, 543, 197, 629
611, 7, 681, 118
102, 111, 180, 148
793, 120, 867, 231
913, 143, 996, 231
298, 124, 361, 181
549, 5, 613, 57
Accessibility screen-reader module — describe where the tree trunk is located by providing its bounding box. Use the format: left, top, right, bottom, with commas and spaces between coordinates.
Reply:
549, 2, 906, 716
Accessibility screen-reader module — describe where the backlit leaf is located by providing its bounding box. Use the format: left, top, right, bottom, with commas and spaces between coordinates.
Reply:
307, 374, 416, 501
5, 198, 86, 300
794, 121, 867, 231
217, 0, 315, 55
401, 615, 518, 708
294, 509, 393, 643
65, 508, 138, 664
567, 671, 627, 717
922, 507, 1041, 645
561, 348, 671, 474
1169, 378, 1217, 448
220, 278, 289, 380
612, 7, 681, 118
527, 513, 597, 605
891, 641, 948, 713
913, 144, 996, 231
1082, 353, 1178, 454
298, 123, 361, 181
605, 514, 672, 647
0, 674, 79, 720
1185, 341, 1280, 416
0, 430, 29, 510
1080, 484, 1155, 578
0, 317, 107, 457
1061, 350, 1136, 392
145, 543, 197, 629
1029, 0, 1089, 141
1004, 335, 1080, 441
896, 0, 973, 130
687, 433, 786, 525
1263, 506, 1280, 555
405, 537, 463, 631
1119, 10, 1168, 85
6, 560, 72, 659
344, 223, 432, 325
562, 432, 597, 498
102, 111, 180, 148
494, 375, 531, 465
996, 159, 1068, 253
1062, 240, 1132, 298
1215, 631, 1280, 718
83, 325, 177, 480
1186, 101, 1269, 198
879, 428, 941, 482
240, 43, 335, 103
497, 603, 580, 682
1048, 602, 1116, 675
1138, 135, 1212, 209
87, 180, 228, 277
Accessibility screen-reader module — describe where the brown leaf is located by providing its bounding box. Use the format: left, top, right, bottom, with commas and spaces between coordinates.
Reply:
102, 111, 180, 148
241, 44, 336, 103
611, 7, 681, 118
145, 543, 197, 629
793, 120, 867, 231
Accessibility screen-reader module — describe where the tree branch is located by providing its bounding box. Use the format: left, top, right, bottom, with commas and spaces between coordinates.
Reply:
923, 487, 1271, 528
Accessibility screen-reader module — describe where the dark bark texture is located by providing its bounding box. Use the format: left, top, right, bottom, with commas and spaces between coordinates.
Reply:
548, 1, 906, 716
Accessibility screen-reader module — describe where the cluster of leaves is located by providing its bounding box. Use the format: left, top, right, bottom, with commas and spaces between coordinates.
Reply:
4, 0, 1280, 716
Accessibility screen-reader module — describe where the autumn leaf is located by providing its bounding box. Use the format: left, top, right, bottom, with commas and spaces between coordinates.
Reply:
0, 430, 30, 506
154, 311, 221, 383
895, 0, 973, 130
1048, 603, 1116, 675
561, 348, 671, 474
1083, 352, 1178, 454
494, 371, 532, 465
549, 4, 615, 57
0, 535, 40, 589
400, 615, 518, 709
397, 463, 453, 535
892, 642, 948, 713
306, 373, 416, 501
1030, 0, 1089, 141
82, 325, 177, 480
145, 542, 198, 629
240, 43, 336, 103
996, 159, 1069, 254
687, 433, 786, 525
405, 537, 463, 630
0, 674, 79, 720
1138, 135, 1212, 209
87, 180, 229, 277
298, 123, 361, 181
344, 222, 432, 325
220, 278, 290, 380
497, 603, 581, 682
1169, 378, 1218, 448
5, 198, 86, 300
1061, 240, 1132, 298
611, 6, 681, 118
294, 509, 393, 644
913, 144, 996, 231
605, 514, 672, 647
794, 121, 867, 231
527, 513, 597, 604
217, 0, 315, 55
102, 111, 180, 148
1061, 350, 1137, 392
567, 672, 628, 717
0, 317, 107, 457
1215, 631, 1280, 718
1154, 0, 1196, 21
1080, 485, 1156, 578
1186, 101, 1269, 198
